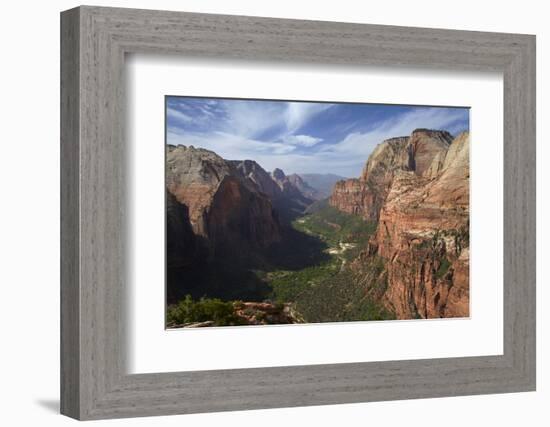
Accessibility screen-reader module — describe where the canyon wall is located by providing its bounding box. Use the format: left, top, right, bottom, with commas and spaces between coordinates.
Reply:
166, 145, 282, 256
331, 129, 469, 319
166, 146, 317, 260
329, 130, 453, 221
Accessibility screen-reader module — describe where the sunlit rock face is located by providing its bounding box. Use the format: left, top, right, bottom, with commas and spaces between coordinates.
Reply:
375, 136, 469, 319
330, 130, 452, 221
330, 130, 469, 319
166, 145, 281, 254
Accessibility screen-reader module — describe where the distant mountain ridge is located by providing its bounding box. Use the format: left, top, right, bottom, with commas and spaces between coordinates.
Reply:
297, 173, 347, 199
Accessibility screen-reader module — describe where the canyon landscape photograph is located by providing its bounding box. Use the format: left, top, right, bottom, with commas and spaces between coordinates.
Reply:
165, 97, 470, 328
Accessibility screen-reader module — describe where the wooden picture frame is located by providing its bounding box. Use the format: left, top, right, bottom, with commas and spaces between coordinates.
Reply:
60, 5, 536, 420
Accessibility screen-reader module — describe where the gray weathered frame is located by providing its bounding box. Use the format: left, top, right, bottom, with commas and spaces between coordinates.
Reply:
60, 5, 536, 420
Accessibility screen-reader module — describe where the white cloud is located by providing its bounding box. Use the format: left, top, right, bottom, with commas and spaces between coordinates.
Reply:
291, 107, 468, 176
166, 107, 193, 123
216, 100, 332, 141
281, 134, 323, 147
321, 107, 468, 159
167, 128, 356, 176
284, 103, 332, 133
220, 101, 282, 139
168, 129, 297, 160
167, 103, 467, 177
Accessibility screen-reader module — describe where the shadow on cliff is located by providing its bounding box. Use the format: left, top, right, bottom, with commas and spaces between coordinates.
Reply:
265, 225, 330, 270
167, 259, 273, 304
166, 225, 329, 304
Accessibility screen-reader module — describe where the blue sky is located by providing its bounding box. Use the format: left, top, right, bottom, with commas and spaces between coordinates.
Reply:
166, 97, 469, 177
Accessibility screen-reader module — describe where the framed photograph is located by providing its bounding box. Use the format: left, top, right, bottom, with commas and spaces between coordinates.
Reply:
164, 97, 470, 328
61, 6, 536, 420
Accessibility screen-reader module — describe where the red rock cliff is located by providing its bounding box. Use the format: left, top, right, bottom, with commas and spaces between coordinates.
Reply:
166, 145, 281, 253
371, 132, 470, 318
330, 129, 468, 319
330, 129, 452, 221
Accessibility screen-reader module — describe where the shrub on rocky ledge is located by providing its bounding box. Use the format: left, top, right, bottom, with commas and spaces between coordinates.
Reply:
167, 295, 245, 327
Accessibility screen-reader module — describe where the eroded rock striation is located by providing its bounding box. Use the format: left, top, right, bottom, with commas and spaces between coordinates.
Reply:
329, 136, 410, 220
330, 129, 469, 319
329, 129, 453, 221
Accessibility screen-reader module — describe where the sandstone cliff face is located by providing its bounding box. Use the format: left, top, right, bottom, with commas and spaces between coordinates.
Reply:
330, 137, 407, 220
328, 129, 469, 319
330, 130, 451, 221
166, 145, 281, 253
369, 132, 470, 319
404, 129, 453, 176
329, 178, 366, 216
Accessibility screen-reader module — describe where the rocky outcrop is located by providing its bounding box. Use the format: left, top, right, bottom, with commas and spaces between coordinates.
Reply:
404, 129, 453, 176
329, 136, 408, 220
327, 129, 469, 319
329, 178, 369, 216
233, 301, 304, 325
366, 132, 470, 319
329, 130, 452, 221
168, 301, 304, 328
230, 159, 282, 200
231, 161, 318, 212
270, 168, 315, 219
229, 161, 318, 221
166, 145, 281, 255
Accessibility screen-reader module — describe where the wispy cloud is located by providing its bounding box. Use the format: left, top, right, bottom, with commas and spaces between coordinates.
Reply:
284, 103, 332, 134
323, 107, 467, 156
166, 107, 193, 124
281, 134, 323, 147
168, 129, 298, 159
166, 97, 469, 176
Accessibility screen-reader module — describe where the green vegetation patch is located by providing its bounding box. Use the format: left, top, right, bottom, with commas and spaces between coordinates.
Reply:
292, 205, 377, 247
167, 295, 246, 327
294, 270, 395, 323
168, 204, 396, 326
269, 260, 340, 303
435, 257, 451, 279
267, 205, 392, 323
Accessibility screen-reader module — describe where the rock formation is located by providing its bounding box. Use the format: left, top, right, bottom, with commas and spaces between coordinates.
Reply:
286, 173, 322, 201
329, 136, 408, 220
166, 127, 469, 320
166, 145, 282, 255
230, 159, 282, 200
403, 129, 453, 176
233, 301, 304, 325
270, 167, 315, 219
329, 129, 453, 221
339, 130, 470, 319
